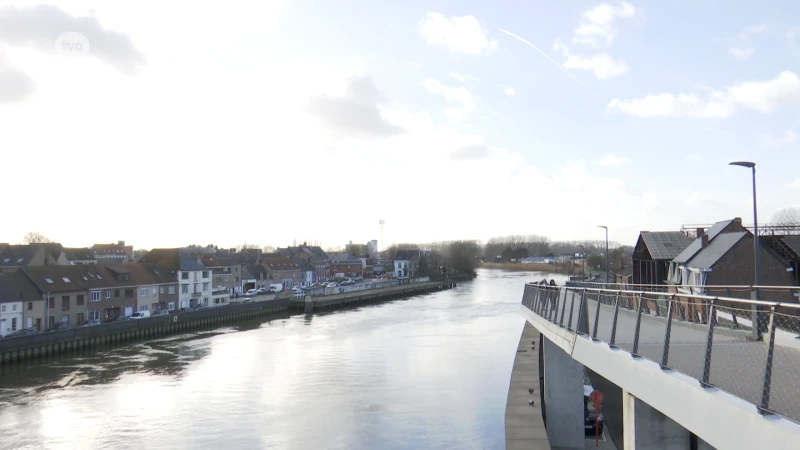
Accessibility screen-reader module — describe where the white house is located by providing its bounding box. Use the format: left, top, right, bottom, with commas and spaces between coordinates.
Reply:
138, 249, 211, 310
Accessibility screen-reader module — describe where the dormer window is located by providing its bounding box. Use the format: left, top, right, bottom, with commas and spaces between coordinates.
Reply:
62, 277, 71, 283
45, 278, 54, 284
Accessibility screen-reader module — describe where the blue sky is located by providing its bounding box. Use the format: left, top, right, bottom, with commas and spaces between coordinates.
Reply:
0, 1, 798, 249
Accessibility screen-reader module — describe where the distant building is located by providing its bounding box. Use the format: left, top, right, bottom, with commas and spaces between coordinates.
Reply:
394, 250, 422, 278
367, 240, 378, 257
91, 241, 133, 264
139, 249, 210, 309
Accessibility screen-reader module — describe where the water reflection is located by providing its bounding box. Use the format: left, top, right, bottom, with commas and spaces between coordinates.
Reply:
0, 270, 562, 450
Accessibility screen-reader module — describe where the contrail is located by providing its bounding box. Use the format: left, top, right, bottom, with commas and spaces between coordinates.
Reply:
497, 28, 601, 100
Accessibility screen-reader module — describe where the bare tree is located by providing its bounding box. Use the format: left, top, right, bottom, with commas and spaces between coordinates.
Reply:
22, 232, 53, 244
262, 245, 276, 254
772, 208, 800, 227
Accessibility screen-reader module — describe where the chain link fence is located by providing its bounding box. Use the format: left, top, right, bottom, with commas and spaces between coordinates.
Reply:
521, 283, 800, 424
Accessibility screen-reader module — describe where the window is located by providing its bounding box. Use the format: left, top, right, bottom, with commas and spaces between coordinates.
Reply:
90, 310, 100, 321
151, 287, 157, 296
17, 257, 23, 263
139, 305, 148, 312
48, 297, 55, 308
96, 274, 102, 280
48, 316, 55, 327
159, 286, 165, 294
168, 302, 176, 311
82, 276, 88, 281
168, 286, 176, 294
202, 271, 209, 278
203, 282, 209, 292
203, 298, 208, 304
2, 258, 8, 262
76, 295, 84, 306
1, 305, 5, 312
181, 272, 189, 280
105, 291, 111, 299
11, 318, 16, 331
62, 296, 69, 311
181, 284, 189, 294
114, 290, 120, 298
62, 277, 71, 283
27, 302, 32, 311
12, 304, 17, 311
77, 313, 84, 324
61, 315, 69, 326
140, 288, 148, 297
45, 278, 54, 284
90, 292, 101, 302
125, 289, 134, 298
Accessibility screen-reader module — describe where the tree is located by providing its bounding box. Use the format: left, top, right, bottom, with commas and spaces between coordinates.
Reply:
587, 254, 605, 271
22, 232, 53, 244
772, 208, 800, 229
262, 245, 276, 254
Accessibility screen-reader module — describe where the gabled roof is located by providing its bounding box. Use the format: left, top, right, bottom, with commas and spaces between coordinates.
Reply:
673, 219, 739, 264
138, 248, 204, 272
20, 265, 117, 293
686, 232, 749, 269
0, 245, 44, 267
783, 236, 800, 256
0, 271, 40, 302
639, 231, 693, 260
328, 252, 357, 262
63, 247, 96, 262
245, 264, 268, 279
295, 260, 315, 272
305, 246, 328, 260
395, 249, 422, 260
91, 243, 129, 256
259, 255, 299, 270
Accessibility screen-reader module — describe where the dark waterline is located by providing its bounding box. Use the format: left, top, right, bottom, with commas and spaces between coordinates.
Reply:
0, 269, 565, 450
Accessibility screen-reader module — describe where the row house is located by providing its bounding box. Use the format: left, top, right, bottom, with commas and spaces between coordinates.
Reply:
328, 252, 364, 278
202, 256, 238, 296
91, 241, 134, 264
0, 273, 27, 336
394, 249, 423, 278
245, 265, 271, 291
63, 247, 97, 265
277, 245, 330, 282
258, 254, 301, 288
139, 248, 211, 309
0, 243, 68, 274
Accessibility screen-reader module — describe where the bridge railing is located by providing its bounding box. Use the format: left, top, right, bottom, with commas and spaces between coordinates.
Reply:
522, 283, 800, 424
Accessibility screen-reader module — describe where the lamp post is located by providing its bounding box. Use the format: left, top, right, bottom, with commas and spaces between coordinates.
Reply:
729, 161, 761, 339
579, 244, 586, 277
597, 226, 609, 285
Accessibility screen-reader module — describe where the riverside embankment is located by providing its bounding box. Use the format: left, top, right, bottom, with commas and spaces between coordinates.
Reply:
0, 280, 455, 365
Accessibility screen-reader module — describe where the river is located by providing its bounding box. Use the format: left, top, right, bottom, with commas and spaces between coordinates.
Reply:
0, 269, 565, 450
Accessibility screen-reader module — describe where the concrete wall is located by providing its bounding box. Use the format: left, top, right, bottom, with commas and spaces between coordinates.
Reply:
543, 337, 585, 449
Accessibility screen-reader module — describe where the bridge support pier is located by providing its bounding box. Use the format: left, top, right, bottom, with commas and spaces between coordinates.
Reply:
543, 337, 584, 449
623, 389, 692, 449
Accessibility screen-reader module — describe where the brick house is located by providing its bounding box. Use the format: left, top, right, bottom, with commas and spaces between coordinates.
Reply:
139, 249, 211, 310
277, 246, 330, 281
18, 265, 99, 328
258, 255, 301, 288
632, 231, 693, 287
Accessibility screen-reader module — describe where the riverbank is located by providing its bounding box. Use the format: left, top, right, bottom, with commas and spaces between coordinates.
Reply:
482, 262, 574, 274
290, 280, 456, 312
505, 322, 550, 450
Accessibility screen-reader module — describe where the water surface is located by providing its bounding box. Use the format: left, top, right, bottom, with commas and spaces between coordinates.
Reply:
0, 269, 564, 450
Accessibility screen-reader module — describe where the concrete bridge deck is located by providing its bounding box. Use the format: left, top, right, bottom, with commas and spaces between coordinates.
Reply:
505, 322, 550, 450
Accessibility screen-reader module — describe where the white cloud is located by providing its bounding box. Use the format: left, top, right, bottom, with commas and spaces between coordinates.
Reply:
564, 53, 628, 79
503, 86, 516, 96
594, 153, 632, 166
573, 1, 636, 47
607, 71, 800, 118
789, 179, 800, 190
728, 46, 754, 60
764, 130, 797, 146
421, 78, 476, 119
419, 12, 497, 55
686, 153, 707, 163
449, 72, 466, 82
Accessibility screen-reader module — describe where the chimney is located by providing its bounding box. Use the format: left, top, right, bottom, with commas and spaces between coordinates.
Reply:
701, 233, 709, 249
118, 240, 125, 246
696, 227, 705, 238
732, 217, 743, 232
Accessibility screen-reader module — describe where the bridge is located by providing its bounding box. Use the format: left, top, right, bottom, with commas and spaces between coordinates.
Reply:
512, 283, 800, 449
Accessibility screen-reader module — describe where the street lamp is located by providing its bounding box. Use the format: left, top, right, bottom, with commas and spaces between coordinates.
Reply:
597, 226, 609, 285
579, 244, 586, 277
729, 160, 761, 339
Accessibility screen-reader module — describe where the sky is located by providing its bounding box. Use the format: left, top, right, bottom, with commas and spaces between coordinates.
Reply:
0, 0, 798, 250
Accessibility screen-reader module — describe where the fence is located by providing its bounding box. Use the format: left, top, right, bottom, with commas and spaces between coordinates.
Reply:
303, 277, 431, 297
522, 283, 800, 424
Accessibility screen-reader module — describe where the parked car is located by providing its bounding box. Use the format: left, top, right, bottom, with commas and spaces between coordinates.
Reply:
152, 310, 169, 316
256, 288, 267, 295
241, 298, 253, 304
4, 327, 39, 338
193, 304, 210, 310
113, 315, 130, 322
245, 289, 258, 297
130, 311, 151, 319
326, 282, 339, 288
80, 319, 101, 327
47, 322, 69, 332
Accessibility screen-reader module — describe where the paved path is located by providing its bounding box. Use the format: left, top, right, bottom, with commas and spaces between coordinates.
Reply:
505, 322, 551, 450
545, 290, 800, 423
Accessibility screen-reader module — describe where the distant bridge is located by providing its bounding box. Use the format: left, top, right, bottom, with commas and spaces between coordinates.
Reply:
517, 283, 800, 449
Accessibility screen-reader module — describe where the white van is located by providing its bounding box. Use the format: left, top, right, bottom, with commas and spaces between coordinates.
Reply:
269, 283, 283, 293
130, 311, 151, 319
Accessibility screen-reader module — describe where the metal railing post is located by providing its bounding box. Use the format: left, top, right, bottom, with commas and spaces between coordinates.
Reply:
567, 289, 579, 332
758, 304, 779, 415
660, 295, 675, 370
609, 292, 621, 348
559, 288, 568, 326
631, 293, 646, 358
591, 291, 602, 341
726, 287, 739, 329
551, 289, 561, 322
576, 289, 588, 335
700, 298, 717, 388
